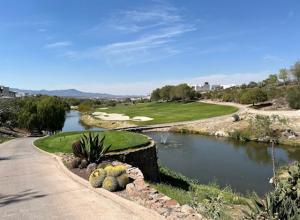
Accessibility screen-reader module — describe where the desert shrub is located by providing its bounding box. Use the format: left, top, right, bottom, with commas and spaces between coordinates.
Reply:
287, 87, 300, 109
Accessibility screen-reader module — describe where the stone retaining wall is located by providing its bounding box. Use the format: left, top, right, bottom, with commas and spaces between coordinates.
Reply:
104, 140, 160, 182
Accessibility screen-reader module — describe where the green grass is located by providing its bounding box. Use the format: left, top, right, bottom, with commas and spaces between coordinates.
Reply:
0, 136, 13, 144
152, 166, 247, 205
151, 166, 249, 219
34, 131, 150, 153
96, 102, 238, 125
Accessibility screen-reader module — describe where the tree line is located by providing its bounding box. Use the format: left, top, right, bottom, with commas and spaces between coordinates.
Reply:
203, 60, 300, 109
151, 83, 200, 101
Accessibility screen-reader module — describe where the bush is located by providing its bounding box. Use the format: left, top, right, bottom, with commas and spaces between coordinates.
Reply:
287, 87, 300, 109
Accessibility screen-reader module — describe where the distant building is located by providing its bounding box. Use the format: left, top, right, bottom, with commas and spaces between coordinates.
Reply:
0, 85, 16, 98
193, 82, 210, 93
211, 85, 223, 91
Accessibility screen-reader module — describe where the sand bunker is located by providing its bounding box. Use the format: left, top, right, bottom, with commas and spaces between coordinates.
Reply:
92, 112, 153, 122
132, 116, 153, 122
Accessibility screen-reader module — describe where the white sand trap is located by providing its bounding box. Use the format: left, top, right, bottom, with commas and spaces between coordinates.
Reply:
132, 116, 153, 122
92, 112, 153, 122
92, 112, 130, 121
99, 107, 108, 110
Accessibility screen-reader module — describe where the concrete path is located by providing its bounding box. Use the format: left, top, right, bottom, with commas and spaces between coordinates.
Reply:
0, 138, 163, 220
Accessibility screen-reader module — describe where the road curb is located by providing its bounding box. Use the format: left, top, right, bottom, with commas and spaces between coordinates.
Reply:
32, 139, 163, 219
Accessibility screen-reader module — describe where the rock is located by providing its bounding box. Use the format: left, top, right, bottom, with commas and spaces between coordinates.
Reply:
125, 183, 136, 195
79, 159, 89, 169
181, 205, 194, 214
232, 114, 240, 122
69, 157, 81, 169
133, 178, 148, 191
215, 130, 228, 137
86, 163, 97, 174
165, 199, 178, 207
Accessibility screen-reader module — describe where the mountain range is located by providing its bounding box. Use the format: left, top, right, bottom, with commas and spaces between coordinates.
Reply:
12, 88, 139, 99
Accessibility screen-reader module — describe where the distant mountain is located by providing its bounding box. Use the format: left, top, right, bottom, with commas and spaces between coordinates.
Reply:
11, 88, 139, 99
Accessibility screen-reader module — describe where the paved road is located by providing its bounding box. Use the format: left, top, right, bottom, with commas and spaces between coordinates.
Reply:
0, 138, 163, 220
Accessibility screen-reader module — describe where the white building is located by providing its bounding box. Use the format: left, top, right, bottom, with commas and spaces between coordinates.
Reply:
193, 82, 210, 93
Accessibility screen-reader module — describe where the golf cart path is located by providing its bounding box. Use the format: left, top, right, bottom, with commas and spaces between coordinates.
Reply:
0, 138, 163, 220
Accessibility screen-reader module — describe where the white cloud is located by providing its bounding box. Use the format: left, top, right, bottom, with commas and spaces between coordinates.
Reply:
263, 54, 283, 62
71, 2, 196, 65
45, 41, 72, 49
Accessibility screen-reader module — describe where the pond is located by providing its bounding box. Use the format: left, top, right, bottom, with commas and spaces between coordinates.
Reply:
63, 110, 300, 195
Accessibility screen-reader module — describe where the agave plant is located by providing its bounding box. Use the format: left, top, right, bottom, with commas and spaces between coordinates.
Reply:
72, 132, 111, 164
244, 162, 300, 220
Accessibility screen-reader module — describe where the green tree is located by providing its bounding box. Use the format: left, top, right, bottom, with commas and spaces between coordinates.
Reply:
263, 74, 278, 86
160, 85, 173, 101
291, 61, 300, 84
78, 100, 93, 112
278, 68, 289, 85
37, 96, 66, 133
18, 96, 67, 133
150, 88, 161, 101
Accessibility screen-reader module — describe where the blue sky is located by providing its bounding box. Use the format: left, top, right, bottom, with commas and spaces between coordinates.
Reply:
0, 0, 300, 95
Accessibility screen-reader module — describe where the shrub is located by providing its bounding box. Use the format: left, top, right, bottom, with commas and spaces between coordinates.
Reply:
117, 173, 130, 189
287, 87, 300, 109
89, 168, 107, 188
102, 176, 118, 192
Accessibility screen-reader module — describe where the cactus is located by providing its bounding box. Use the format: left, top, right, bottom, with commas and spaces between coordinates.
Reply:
89, 168, 107, 188
117, 173, 130, 189
102, 176, 118, 192
97, 162, 112, 169
105, 165, 126, 177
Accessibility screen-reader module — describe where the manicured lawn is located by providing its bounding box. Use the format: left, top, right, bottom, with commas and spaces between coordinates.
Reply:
34, 131, 150, 153
97, 102, 238, 125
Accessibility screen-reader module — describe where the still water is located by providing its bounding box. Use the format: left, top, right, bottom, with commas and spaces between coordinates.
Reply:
63, 111, 300, 195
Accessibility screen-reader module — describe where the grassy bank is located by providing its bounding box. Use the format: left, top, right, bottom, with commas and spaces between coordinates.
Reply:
92, 101, 237, 126
150, 166, 248, 219
34, 131, 150, 153
0, 136, 13, 144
